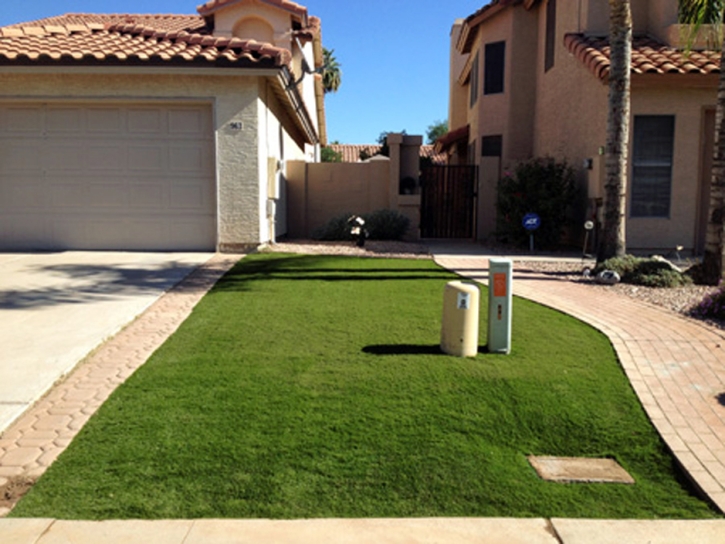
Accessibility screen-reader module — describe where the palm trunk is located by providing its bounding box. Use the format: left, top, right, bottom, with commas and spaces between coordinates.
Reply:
700, 36, 725, 285
598, 0, 632, 262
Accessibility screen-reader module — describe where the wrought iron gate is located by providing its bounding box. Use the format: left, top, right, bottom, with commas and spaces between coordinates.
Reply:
420, 165, 477, 238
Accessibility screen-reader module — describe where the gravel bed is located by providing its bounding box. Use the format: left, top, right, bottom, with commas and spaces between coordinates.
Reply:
260, 240, 723, 329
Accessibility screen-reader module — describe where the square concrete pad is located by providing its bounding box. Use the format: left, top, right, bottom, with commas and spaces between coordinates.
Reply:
37, 520, 194, 544
0, 518, 54, 544
528, 456, 635, 484
551, 519, 725, 544
185, 518, 559, 544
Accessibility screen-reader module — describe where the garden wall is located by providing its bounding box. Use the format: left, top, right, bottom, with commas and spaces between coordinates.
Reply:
285, 134, 423, 239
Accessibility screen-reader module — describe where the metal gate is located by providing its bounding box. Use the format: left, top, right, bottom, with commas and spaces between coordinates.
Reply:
420, 165, 477, 238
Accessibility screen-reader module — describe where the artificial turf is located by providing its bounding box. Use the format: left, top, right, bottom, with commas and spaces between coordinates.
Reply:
10, 253, 721, 519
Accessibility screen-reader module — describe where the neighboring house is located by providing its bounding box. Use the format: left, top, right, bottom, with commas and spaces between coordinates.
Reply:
0, 0, 326, 252
328, 144, 445, 164
439, 0, 720, 254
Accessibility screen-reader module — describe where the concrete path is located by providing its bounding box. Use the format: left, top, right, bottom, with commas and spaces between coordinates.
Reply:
0, 252, 213, 434
2, 244, 725, 542
4, 517, 725, 543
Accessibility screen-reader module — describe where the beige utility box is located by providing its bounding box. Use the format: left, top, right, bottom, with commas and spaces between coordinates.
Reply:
440, 281, 480, 357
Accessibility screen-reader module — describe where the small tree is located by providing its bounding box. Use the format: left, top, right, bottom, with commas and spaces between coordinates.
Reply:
426, 120, 448, 145
496, 158, 577, 249
321, 146, 343, 163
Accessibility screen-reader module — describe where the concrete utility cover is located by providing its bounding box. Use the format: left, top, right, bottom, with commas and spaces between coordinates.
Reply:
528, 456, 635, 484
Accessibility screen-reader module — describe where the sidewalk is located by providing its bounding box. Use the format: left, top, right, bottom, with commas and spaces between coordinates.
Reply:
2, 244, 725, 543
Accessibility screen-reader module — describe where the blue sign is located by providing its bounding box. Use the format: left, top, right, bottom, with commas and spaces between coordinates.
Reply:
522, 213, 541, 231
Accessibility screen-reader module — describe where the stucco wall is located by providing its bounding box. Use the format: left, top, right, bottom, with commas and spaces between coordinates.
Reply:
285, 158, 391, 238
628, 84, 717, 252
0, 70, 282, 250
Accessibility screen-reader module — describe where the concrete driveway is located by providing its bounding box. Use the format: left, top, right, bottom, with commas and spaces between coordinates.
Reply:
0, 251, 213, 434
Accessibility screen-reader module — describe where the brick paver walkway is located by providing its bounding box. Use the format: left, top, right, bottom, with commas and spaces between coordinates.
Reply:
0, 253, 242, 516
433, 252, 725, 514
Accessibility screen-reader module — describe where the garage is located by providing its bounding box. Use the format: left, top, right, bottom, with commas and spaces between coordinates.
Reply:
0, 102, 217, 251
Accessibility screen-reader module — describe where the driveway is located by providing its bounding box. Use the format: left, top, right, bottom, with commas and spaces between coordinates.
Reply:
0, 251, 213, 434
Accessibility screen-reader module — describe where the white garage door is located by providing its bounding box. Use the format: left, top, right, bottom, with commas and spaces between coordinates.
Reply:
0, 102, 216, 251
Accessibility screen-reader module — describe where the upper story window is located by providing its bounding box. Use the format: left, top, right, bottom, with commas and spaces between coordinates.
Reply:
470, 52, 480, 108
545, 0, 556, 72
631, 115, 675, 218
484, 41, 505, 95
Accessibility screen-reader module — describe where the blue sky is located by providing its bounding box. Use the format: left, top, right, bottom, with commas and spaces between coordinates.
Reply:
0, 1, 486, 144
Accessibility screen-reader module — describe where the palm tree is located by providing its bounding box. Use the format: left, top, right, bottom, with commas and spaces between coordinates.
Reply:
322, 48, 341, 94
598, 0, 633, 261
679, 0, 725, 284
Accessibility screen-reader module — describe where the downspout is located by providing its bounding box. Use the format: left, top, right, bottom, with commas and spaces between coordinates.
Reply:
279, 66, 319, 146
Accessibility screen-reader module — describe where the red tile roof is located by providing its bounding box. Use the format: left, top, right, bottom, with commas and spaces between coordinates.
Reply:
434, 125, 470, 154
565, 33, 721, 81
329, 144, 445, 164
0, 13, 292, 68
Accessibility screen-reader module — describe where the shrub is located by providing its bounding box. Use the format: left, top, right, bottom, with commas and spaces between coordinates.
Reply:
365, 209, 410, 240
311, 209, 410, 242
496, 157, 577, 249
595, 255, 692, 288
312, 213, 353, 241
690, 283, 725, 320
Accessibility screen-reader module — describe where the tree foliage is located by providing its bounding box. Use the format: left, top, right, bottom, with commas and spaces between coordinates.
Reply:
426, 120, 448, 144
496, 158, 577, 249
322, 48, 342, 94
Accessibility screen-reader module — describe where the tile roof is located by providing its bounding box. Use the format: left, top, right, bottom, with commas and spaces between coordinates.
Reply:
565, 33, 721, 81
0, 13, 293, 68
328, 144, 445, 164
434, 125, 470, 154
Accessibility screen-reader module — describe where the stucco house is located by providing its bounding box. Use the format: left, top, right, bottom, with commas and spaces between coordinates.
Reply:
439, 0, 721, 255
0, 0, 326, 252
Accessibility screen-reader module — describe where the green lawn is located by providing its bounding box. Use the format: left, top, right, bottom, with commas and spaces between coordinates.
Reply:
11, 253, 720, 519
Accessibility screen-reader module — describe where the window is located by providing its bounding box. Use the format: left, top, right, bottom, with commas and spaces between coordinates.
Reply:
545, 0, 556, 72
481, 135, 503, 157
484, 41, 505, 94
631, 116, 675, 218
469, 53, 479, 107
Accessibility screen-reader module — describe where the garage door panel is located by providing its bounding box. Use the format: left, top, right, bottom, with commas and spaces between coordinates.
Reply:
0, 214, 51, 249
45, 146, 84, 171
3, 180, 47, 208
46, 107, 83, 133
169, 145, 211, 174
2, 144, 43, 171
128, 108, 164, 134
169, 108, 210, 136
88, 184, 128, 207
86, 145, 124, 171
87, 108, 123, 133
128, 145, 166, 171
0, 102, 216, 251
4, 107, 43, 135
129, 185, 165, 208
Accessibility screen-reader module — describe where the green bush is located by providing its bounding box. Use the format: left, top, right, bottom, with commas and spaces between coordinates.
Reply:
496, 157, 577, 249
312, 213, 353, 241
365, 209, 410, 240
311, 209, 410, 241
595, 255, 692, 288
